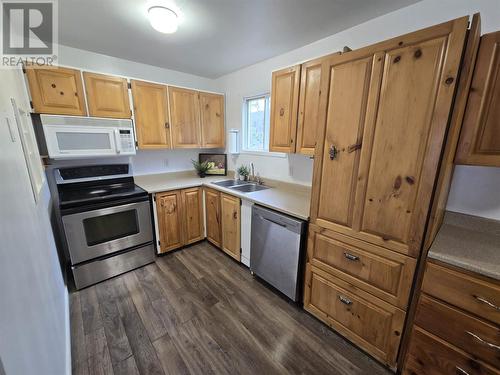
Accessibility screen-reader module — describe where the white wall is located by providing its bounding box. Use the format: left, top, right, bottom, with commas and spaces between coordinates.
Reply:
0, 69, 69, 375
216, 0, 500, 216
52, 44, 223, 175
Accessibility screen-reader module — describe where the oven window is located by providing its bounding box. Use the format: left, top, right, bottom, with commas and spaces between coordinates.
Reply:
83, 209, 139, 246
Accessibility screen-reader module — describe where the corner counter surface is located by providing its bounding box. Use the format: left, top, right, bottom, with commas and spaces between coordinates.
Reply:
134, 171, 311, 220
428, 211, 500, 281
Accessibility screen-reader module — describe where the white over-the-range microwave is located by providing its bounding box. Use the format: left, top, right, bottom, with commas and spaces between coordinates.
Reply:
40, 114, 136, 159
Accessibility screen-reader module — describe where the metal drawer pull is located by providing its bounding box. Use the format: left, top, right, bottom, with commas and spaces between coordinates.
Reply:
466, 331, 500, 351
455, 367, 470, 375
339, 295, 352, 305
344, 252, 359, 261
474, 295, 500, 310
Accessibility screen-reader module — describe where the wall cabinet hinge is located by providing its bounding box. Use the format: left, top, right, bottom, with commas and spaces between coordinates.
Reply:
29, 100, 34, 109
135, 141, 138, 147
240, 248, 242, 254
127, 82, 132, 89
153, 195, 156, 202
158, 240, 161, 246
22, 65, 26, 74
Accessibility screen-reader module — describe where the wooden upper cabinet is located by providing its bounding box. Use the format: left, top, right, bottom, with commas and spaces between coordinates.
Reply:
310, 17, 469, 257
169, 86, 201, 148
205, 188, 221, 247
156, 190, 183, 253
25, 66, 86, 116
181, 187, 204, 245
220, 193, 240, 261
131, 80, 171, 149
83, 72, 131, 118
200, 92, 225, 148
456, 31, 500, 167
296, 57, 327, 155
269, 65, 300, 153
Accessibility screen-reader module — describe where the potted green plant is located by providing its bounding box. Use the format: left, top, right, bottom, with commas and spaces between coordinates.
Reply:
192, 160, 210, 178
237, 165, 250, 181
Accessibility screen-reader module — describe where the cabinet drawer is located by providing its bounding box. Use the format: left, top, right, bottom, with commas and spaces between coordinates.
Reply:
415, 295, 500, 369
403, 326, 499, 375
309, 228, 415, 309
422, 262, 500, 324
305, 267, 405, 366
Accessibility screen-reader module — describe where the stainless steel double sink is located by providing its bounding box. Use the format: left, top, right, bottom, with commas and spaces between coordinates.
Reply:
211, 179, 270, 193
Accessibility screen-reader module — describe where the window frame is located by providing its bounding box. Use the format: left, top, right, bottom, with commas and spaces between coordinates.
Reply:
241, 93, 286, 158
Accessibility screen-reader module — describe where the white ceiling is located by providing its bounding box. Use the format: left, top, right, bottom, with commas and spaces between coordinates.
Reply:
59, 0, 421, 78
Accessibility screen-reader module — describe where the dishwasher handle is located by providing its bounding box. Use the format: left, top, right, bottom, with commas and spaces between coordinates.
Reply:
262, 215, 287, 228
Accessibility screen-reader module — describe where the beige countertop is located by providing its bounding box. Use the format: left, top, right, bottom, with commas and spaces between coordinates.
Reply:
135, 171, 311, 220
428, 211, 500, 280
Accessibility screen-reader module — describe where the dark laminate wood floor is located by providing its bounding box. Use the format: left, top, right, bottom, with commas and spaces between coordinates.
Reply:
71, 241, 391, 375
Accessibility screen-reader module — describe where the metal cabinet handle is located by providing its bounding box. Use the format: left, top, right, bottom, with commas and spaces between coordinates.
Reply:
347, 142, 362, 153
165, 122, 170, 129
344, 252, 359, 261
466, 331, 500, 351
455, 366, 470, 375
474, 295, 500, 310
233, 211, 238, 220
329, 145, 339, 160
339, 295, 352, 305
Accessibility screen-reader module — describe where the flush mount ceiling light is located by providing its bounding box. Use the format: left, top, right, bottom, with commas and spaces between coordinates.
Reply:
148, 5, 178, 34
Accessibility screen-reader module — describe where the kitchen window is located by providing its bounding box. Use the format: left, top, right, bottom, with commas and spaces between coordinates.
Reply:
242, 94, 271, 153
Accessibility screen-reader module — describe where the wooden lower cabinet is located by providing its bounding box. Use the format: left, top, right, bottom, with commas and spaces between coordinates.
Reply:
422, 262, 500, 325
156, 187, 204, 253
415, 295, 500, 369
403, 327, 498, 375
308, 226, 416, 309
181, 188, 204, 245
156, 190, 183, 253
220, 193, 241, 261
204, 190, 241, 261
204, 188, 221, 247
304, 267, 405, 367
403, 260, 500, 374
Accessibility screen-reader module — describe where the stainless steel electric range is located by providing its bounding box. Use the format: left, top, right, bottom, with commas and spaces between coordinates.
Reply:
55, 164, 154, 289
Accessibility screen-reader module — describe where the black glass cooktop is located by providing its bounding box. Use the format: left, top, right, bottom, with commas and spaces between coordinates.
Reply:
58, 178, 147, 209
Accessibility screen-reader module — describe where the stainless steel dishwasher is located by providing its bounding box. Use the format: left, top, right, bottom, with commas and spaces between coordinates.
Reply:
250, 205, 307, 302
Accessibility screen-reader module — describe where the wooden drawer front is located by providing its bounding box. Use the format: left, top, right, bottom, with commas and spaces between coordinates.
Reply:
423, 263, 500, 325
403, 326, 499, 375
310, 229, 415, 309
306, 269, 405, 366
416, 295, 500, 369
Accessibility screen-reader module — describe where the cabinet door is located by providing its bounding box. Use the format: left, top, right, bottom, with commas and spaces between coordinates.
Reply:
311, 17, 468, 257
456, 31, 500, 167
296, 57, 328, 155
181, 187, 204, 245
83, 72, 131, 118
220, 193, 240, 261
169, 86, 201, 148
269, 65, 300, 153
131, 80, 171, 149
311, 52, 384, 234
205, 188, 221, 247
200, 92, 225, 148
25, 66, 86, 115
156, 191, 183, 253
